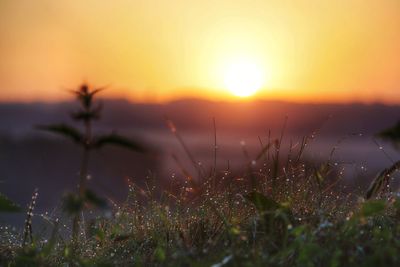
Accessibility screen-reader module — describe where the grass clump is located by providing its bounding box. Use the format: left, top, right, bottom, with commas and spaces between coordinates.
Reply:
4, 168, 400, 267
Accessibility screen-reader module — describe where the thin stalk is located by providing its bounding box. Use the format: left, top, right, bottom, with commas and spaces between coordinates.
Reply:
366, 160, 400, 199
72, 118, 92, 243
213, 117, 217, 191
272, 117, 287, 197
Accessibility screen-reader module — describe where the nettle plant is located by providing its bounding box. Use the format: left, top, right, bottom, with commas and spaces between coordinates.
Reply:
38, 83, 145, 243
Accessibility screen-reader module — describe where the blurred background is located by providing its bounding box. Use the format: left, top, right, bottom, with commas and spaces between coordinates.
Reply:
0, 99, 399, 212
0, 1, 399, 221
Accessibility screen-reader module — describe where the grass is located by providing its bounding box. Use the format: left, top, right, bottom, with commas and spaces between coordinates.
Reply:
2, 157, 400, 267
1, 85, 400, 266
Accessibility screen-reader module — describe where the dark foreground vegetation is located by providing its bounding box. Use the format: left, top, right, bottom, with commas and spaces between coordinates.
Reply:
1, 85, 399, 267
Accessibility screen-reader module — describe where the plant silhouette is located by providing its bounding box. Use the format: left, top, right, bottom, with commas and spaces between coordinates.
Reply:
0, 193, 21, 213
37, 83, 145, 244
366, 121, 400, 199
378, 121, 400, 149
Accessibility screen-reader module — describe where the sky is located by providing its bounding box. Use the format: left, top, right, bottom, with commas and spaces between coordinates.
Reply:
0, 0, 399, 103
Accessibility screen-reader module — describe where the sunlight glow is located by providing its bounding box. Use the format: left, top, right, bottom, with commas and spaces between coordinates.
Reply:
0, 1, 399, 103
224, 60, 264, 97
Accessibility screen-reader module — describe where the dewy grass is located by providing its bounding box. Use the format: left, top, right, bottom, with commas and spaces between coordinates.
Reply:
1, 100, 400, 266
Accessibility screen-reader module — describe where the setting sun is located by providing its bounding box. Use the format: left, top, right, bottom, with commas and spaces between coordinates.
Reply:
0, 1, 399, 103
224, 59, 264, 97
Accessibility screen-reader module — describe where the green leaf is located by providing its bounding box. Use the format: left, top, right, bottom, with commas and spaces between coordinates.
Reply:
361, 200, 386, 217
0, 193, 21, 212
95, 229, 106, 242
62, 193, 84, 215
244, 192, 280, 212
62, 191, 107, 214
36, 124, 84, 144
315, 163, 330, 184
84, 190, 107, 208
297, 243, 321, 266
377, 121, 400, 148
92, 133, 145, 152
154, 246, 166, 262
393, 197, 400, 210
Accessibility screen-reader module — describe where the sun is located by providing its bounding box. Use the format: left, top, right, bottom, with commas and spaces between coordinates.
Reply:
224, 60, 264, 97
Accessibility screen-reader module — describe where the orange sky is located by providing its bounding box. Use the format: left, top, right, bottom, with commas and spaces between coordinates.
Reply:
0, 0, 399, 103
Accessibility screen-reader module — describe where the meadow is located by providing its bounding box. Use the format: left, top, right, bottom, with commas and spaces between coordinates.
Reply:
1, 85, 400, 267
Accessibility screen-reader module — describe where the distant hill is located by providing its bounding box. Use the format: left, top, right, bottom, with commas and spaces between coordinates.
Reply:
0, 99, 399, 136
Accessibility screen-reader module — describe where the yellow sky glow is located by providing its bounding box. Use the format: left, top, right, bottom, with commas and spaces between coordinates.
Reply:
0, 0, 399, 103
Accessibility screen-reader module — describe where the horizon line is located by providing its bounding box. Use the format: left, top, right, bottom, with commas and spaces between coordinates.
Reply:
0, 96, 399, 107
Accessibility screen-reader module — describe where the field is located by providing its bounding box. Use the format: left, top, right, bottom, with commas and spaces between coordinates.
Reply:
1, 87, 399, 267
1, 147, 400, 267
